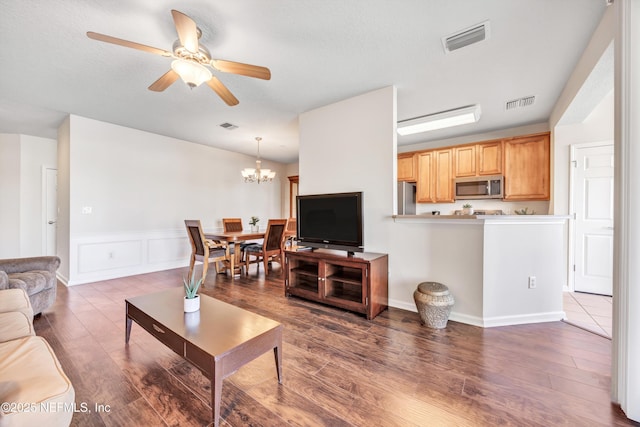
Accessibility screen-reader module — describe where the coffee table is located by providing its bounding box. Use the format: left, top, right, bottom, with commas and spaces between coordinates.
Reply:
125, 288, 283, 427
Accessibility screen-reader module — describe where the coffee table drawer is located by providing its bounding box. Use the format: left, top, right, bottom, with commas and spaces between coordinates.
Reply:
127, 304, 184, 355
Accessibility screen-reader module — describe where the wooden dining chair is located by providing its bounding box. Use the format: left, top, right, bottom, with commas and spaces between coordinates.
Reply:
244, 219, 288, 276
222, 218, 243, 232
284, 217, 297, 247
184, 220, 227, 282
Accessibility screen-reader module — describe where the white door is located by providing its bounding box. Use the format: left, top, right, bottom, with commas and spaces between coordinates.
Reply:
45, 168, 57, 256
572, 143, 614, 295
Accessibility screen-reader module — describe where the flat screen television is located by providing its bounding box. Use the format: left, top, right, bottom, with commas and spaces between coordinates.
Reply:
296, 191, 364, 254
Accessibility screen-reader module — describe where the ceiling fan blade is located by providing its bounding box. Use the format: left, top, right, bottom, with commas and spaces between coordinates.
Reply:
206, 77, 239, 106
211, 60, 271, 80
148, 70, 180, 92
171, 10, 199, 53
87, 31, 172, 57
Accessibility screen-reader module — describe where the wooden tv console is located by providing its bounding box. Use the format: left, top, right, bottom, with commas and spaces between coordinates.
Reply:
284, 248, 388, 320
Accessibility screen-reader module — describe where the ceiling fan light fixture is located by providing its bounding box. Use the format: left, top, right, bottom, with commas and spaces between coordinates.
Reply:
171, 59, 211, 88
397, 104, 481, 136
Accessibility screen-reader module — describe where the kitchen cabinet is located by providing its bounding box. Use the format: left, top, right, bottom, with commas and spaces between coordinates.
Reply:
454, 145, 476, 177
503, 133, 550, 200
285, 249, 388, 320
477, 141, 502, 175
434, 148, 455, 202
417, 149, 454, 203
454, 141, 502, 177
397, 153, 417, 182
416, 151, 434, 202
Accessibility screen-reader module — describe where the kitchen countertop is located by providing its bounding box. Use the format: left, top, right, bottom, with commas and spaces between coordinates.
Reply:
392, 214, 571, 222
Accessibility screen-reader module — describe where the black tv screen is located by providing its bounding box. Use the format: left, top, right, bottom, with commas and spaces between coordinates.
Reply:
296, 192, 363, 253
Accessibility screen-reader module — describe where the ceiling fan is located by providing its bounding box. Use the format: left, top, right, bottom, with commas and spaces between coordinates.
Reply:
87, 9, 271, 106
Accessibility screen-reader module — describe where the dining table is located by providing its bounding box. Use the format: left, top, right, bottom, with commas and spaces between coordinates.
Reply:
204, 230, 265, 276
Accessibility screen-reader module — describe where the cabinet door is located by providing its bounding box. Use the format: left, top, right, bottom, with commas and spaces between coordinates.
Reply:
397, 153, 417, 182
503, 134, 550, 200
323, 260, 366, 309
416, 151, 434, 203
434, 148, 454, 202
454, 145, 476, 177
477, 141, 502, 175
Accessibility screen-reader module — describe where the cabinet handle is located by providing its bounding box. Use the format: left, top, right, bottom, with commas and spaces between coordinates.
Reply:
152, 324, 165, 334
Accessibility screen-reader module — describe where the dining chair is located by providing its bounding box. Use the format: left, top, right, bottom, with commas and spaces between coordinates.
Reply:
284, 217, 297, 247
221, 217, 257, 274
244, 219, 288, 276
184, 220, 227, 282
222, 218, 243, 232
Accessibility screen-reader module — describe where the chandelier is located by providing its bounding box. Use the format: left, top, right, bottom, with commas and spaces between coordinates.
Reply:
241, 137, 276, 183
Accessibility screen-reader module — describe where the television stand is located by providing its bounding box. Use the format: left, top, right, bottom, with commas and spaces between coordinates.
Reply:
284, 248, 388, 320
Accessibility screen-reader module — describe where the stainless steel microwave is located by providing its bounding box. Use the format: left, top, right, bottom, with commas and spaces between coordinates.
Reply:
454, 175, 504, 200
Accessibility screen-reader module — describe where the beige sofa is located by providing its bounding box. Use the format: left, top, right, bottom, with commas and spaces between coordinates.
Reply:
0, 288, 75, 427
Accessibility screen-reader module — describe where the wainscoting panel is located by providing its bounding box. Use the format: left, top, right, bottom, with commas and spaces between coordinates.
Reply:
68, 229, 192, 286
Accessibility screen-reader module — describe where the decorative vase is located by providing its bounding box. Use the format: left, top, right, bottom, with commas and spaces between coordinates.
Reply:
184, 295, 200, 313
250, 224, 259, 232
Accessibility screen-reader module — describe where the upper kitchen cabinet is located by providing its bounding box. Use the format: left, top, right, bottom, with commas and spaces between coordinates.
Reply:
433, 148, 455, 202
503, 133, 550, 201
454, 141, 502, 177
397, 153, 417, 182
416, 151, 434, 202
417, 148, 454, 203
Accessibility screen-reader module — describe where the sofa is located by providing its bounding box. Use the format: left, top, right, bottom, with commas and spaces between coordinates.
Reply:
0, 256, 60, 315
0, 288, 75, 427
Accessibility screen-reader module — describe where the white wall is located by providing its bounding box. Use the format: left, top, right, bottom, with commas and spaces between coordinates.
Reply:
20, 135, 57, 256
299, 86, 396, 254
60, 115, 287, 285
0, 133, 57, 258
0, 134, 21, 257
553, 90, 614, 215
57, 118, 71, 282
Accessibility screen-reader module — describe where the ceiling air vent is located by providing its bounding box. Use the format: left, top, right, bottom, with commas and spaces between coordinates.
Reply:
219, 122, 238, 130
442, 21, 490, 53
505, 96, 536, 110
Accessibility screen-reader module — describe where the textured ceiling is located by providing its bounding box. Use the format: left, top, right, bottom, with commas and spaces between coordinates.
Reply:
0, 0, 607, 163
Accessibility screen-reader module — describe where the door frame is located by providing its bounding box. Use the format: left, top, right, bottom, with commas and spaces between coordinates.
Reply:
41, 166, 57, 255
568, 140, 614, 292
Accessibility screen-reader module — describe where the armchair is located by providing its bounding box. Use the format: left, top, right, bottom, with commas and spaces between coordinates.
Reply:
0, 256, 60, 315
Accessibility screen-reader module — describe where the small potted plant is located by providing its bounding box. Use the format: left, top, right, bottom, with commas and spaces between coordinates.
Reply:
183, 274, 202, 313
462, 203, 474, 215
249, 216, 260, 232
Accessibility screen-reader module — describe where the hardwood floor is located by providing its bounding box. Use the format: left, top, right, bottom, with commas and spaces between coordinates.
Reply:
34, 266, 636, 426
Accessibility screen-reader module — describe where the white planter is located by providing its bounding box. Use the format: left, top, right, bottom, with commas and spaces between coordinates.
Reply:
184, 310, 200, 332
250, 225, 259, 232
462, 207, 474, 215
184, 295, 200, 312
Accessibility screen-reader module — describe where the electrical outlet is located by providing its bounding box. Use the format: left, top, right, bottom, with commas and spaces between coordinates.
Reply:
528, 276, 537, 289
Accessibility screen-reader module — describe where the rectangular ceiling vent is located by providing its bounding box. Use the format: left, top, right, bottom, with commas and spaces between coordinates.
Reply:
219, 122, 238, 130
442, 21, 490, 53
505, 96, 536, 110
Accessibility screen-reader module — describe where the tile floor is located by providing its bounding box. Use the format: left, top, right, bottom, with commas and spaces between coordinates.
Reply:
563, 291, 613, 339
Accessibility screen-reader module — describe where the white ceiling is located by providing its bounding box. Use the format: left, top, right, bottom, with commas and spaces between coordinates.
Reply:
0, 0, 607, 163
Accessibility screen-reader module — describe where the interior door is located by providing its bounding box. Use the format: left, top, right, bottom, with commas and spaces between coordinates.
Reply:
45, 168, 57, 256
573, 143, 614, 295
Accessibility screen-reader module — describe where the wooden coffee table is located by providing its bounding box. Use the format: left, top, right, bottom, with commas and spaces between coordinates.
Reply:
125, 288, 283, 427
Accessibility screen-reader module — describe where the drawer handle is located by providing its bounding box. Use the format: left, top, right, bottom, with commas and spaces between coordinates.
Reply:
152, 324, 165, 334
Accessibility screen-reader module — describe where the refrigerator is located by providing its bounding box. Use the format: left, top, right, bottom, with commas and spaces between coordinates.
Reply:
397, 182, 416, 215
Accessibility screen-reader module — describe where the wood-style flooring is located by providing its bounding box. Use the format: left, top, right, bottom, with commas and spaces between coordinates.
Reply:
34, 266, 637, 426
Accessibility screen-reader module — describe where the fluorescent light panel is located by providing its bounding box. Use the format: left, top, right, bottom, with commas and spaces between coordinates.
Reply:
397, 105, 481, 136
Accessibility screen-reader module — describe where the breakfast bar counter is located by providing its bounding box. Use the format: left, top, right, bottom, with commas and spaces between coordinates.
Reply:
389, 214, 570, 328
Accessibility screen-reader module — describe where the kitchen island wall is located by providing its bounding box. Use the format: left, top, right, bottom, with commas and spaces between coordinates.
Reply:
391, 215, 568, 327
